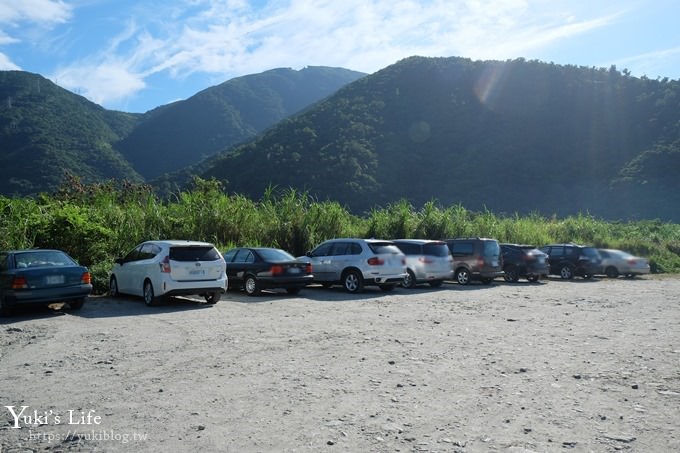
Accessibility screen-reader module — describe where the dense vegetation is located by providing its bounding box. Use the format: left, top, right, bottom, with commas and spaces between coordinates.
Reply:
1, 178, 678, 294
0, 71, 142, 195
199, 57, 680, 221
114, 66, 366, 179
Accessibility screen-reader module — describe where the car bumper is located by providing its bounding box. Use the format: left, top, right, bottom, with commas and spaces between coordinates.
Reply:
4, 285, 92, 307
363, 273, 407, 285
256, 275, 314, 289
160, 276, 228, 297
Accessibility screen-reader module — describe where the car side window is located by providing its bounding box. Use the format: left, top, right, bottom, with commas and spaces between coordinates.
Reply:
452, 242, 473, 257
139, 243, 158, 260
311, 243, 332, 257
599, 250, 610, 258
233, 249, 254, 263
551, 247, 564, 258
331, 242, 353, 256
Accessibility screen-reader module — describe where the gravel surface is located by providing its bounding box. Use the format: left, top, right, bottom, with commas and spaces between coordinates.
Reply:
1, 275, 679, 452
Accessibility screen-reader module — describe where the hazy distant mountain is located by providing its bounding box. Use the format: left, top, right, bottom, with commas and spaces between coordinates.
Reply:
0, 71, 142, 196
196, 57, 680, 220
114, 66, 366, 179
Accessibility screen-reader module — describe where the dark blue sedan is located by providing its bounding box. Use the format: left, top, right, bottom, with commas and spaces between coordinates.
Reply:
0, 249, 92, 316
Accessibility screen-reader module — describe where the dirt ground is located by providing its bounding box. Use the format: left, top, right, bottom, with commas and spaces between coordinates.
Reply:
1, 275, 679, 452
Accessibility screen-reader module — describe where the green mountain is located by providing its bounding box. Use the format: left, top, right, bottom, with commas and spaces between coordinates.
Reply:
0, 71, 142, 195
198, 57, 680, 221
115, 66, 366, 179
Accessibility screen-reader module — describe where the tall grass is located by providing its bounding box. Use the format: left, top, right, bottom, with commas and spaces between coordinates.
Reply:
1, 177, 679, 293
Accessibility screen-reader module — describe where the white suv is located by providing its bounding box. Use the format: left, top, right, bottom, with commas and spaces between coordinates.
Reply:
109, 240, 227, 306
304, 238, 407, 293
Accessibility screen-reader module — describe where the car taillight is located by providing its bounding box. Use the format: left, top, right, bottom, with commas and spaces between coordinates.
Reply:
81, 272, 91, 285
628, 259, 637, 265
271, 265, 284, 275
305, 263, 313, 274
367, 257, 384, 265
477, 257, 485, 267
11, 276, 28, 289
160, 256, 171, 273
419, 257, 434, 264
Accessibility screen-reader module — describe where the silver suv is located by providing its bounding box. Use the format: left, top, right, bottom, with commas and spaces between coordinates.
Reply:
109, 240, 227, 306
393, 239, 453, 288
305, 239, 407, 293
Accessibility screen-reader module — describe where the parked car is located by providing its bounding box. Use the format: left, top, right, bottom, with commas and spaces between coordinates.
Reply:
500, 243, 549, 283
444, 237, 504, 285
392, 239, 453, 288
304, 238, 406, 293
109, 240, 227, 306
598, 248, 651, 278
0, 249, 92, 316
538, 244, 601, 280
222, 247, 313, 296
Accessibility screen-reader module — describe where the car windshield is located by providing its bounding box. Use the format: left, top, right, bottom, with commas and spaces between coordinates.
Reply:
369, 242, 402, 255
257, 249, 295, 262
423, 242, 450, 257
169, 246, 221, 261
14, 251, 75, 268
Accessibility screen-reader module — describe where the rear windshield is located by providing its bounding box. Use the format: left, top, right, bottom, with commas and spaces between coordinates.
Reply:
483, 240, 500, 256
423, 242, 450, 257
14, 251, 76, 268
257, 249, 295, 262
369, 242, 402, 255
169, 246, 221, 261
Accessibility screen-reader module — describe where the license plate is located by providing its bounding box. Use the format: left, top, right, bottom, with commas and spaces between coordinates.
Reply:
189, 270, 205, 276
288, 267, 301, 274
45, 275, 65, 285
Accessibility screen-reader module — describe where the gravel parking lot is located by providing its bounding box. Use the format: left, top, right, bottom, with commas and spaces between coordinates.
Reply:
1, 276, 679, 452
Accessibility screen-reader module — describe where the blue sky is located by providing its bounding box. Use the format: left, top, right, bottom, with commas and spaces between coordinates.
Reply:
1, 0, 678, 113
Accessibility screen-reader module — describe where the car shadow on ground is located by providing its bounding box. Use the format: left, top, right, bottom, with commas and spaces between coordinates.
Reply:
67, 295, 216, 319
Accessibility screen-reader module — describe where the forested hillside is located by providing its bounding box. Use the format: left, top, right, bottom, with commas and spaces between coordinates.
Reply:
0, 71, 142, 195
199, 57, 680, 220
114, 66, 366, 179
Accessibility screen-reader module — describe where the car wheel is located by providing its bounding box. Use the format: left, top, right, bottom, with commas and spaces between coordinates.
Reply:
455, 268, 471, 285
527, 275, 540, 283
559, 264, 574, 279
403, 269, 417, 289
244, 275, 260, 296
109, 276, 120, 297
204, 292, 220, 304
429, 280, 444, 288
605, 266, 619, 278
342, 270, 364, 293
503, 265, 519, 283
379, 284, 396, 292
143, 280, 158, 306
69, 298, 85, 310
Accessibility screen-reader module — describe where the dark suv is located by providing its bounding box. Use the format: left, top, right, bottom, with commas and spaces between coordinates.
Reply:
444, 238, 504, 285
500, 243, 549, 283
538, 244, 602, 280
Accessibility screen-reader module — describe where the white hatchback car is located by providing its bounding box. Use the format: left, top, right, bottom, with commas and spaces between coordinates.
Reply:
109, 240, 227, 306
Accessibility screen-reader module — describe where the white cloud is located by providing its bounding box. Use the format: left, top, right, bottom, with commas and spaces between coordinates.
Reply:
51, 63, 146, 107
0, 0, 72, 24
614, 46, 680, 79
0, 52, 21, 70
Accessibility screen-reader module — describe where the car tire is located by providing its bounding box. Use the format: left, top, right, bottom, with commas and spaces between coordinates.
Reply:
503, 265, 519, 283
244, 275, 260, 296
342, 270, 364, 293
429, 280, 444, 288
143, 280, 158, 306
69, 298, 85, 310
403, 269, 417, 289
109, 276, 120, 297
455, 268, 471, 285
286, 287, 301, 295
605, 266, 619, 278
559, 264, 574, 280
204, 292, 220, 304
